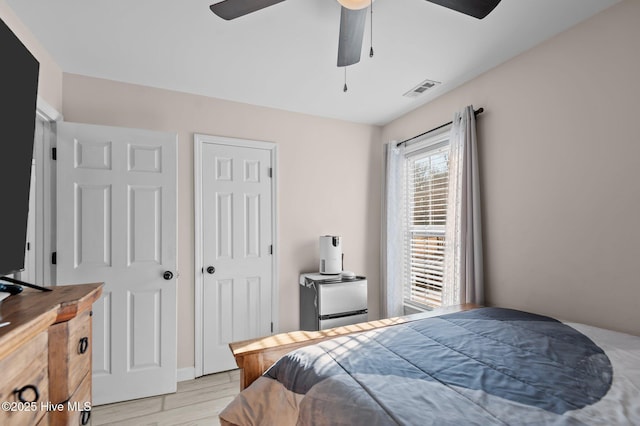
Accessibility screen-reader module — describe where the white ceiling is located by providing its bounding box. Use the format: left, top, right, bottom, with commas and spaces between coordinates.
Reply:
7, 0, 620, 125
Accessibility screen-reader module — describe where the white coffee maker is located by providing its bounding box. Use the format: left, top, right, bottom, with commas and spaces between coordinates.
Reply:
319, 235, 342, 275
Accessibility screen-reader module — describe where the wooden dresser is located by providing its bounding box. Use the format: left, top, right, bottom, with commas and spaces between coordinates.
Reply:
0, 283, 102, 426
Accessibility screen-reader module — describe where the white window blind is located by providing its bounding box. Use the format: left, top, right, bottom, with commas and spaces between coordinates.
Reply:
404, 143, 449, 309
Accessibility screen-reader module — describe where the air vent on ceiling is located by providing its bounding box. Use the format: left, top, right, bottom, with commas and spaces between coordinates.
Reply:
403, 78, 441, 98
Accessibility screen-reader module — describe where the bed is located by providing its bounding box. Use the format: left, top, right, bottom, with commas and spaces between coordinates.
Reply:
220, 307, 640, 425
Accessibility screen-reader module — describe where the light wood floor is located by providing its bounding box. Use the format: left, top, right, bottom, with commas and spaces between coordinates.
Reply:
90, 370, 240, 426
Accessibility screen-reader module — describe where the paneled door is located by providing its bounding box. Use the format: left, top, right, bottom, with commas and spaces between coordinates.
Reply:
198, 138, 274, 374
56, 122, 177, 405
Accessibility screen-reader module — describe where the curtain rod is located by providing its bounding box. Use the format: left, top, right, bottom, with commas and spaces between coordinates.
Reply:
396, 107, 484, 148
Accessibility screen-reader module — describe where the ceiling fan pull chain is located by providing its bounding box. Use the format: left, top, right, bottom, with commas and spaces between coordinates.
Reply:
369, 0, 374, 58
343, 67, 348, 92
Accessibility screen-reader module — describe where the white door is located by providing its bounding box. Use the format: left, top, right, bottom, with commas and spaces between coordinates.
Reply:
56, 122, 177, 405
19, 161, 36, 283
199, 140, 274, 374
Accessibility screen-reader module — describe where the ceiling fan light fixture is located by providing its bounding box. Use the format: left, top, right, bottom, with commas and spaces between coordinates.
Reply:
337, 0, 373, 10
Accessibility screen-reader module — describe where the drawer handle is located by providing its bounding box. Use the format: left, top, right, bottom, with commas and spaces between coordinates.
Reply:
78, 337, 89, 354
14, 384, 40, 403
80, 409, 91, 425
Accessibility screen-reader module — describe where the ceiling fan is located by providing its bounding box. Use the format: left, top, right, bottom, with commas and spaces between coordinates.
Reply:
209, 0, 502, 67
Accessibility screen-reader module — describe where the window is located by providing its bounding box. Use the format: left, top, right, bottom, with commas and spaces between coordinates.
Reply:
404, 136, 450, 310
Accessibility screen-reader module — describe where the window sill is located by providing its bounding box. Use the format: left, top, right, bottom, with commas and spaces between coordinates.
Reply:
403, 303, 434, 316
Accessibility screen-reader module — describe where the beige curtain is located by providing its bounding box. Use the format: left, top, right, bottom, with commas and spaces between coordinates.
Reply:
381, 142, 406, 318
443, 106, 484, 306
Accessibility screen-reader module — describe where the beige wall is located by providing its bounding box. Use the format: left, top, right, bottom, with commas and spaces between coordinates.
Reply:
61, 74, 382, 369
382, 0, 640, 336
1, 0, 62, 111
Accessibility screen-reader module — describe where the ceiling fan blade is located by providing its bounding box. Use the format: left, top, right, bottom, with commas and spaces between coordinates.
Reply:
210, 0, 286, 20
337, 7, 367, 67
426, 0, 501, 19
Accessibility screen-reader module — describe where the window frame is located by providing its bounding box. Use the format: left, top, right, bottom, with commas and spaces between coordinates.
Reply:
402, 128, 451, 312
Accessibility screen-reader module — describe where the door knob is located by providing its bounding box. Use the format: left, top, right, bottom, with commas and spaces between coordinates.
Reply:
206, 266, 216, 274
163, 271, 174, 280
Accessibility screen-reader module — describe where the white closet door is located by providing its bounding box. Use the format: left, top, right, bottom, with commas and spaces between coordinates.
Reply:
200, 141, 274, 374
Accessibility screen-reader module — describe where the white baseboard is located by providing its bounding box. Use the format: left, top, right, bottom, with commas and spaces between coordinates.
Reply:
177, 367, 196, 382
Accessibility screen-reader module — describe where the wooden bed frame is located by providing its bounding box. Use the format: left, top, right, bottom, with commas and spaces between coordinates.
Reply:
229, 303, 480, 390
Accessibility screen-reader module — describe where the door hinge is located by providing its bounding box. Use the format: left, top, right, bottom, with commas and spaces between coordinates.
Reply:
51, 147, 57, 160
268, 245, 273, 255
26, 242, 30, 251
271, 322, 273, 333
51, 252, 57, 265
268, 167, 272, 178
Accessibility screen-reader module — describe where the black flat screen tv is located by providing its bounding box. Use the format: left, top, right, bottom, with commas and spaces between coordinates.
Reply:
0, 17, 40, 277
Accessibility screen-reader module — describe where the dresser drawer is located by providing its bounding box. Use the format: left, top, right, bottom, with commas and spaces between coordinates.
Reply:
49, 309, 92, 403
66, 309, 92, 391
50, 372, 92, 426
0, 331, 49, 426
37, 412, 49, 425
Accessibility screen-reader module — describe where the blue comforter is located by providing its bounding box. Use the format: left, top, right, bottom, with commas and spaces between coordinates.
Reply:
221, 308, 639, 425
